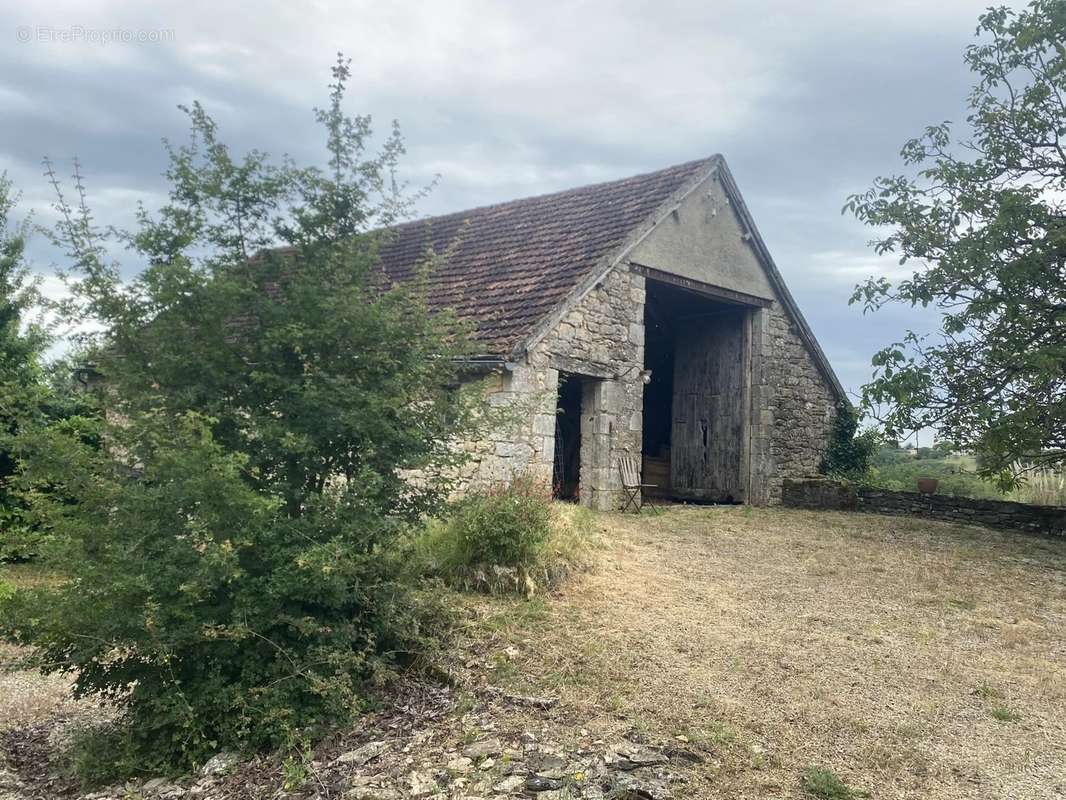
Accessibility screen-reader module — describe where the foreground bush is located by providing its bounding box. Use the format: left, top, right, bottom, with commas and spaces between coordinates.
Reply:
415, 479, 600, 594
1, 413, 450, 775
0, 59, 476, 777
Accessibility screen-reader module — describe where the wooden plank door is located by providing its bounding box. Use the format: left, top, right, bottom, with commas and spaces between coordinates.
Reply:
670, 309, 749, 501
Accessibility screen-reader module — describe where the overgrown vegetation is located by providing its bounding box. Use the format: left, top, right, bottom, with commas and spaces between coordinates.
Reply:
412, 478, 600, 594
819, 403, 879, 481
439, 477, 553, 569
0, 57, 481, 776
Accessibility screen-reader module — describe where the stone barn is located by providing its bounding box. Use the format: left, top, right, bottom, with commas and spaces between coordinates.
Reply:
378, 155, 846, 509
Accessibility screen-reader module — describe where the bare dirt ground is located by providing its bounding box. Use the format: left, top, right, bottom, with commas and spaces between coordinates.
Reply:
470, 506, 1066, 799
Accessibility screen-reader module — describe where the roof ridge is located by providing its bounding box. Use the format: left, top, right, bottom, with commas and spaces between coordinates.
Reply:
388, 155, 719, 231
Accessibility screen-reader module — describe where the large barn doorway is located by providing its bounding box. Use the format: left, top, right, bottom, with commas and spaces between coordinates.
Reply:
642, 277, 756, 503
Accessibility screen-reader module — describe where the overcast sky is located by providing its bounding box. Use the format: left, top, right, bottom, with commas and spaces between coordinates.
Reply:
1, 1, 1017, 406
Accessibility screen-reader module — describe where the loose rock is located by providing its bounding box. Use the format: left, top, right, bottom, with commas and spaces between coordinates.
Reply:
462, 737, 503, 760
525, 775, 564, 792
199, 752, 238, 777
336, 740, 389, 767
407, 770, 438, 797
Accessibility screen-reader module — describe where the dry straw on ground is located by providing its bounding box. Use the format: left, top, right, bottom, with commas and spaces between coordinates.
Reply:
469, 506, 1066, 799
3, 508, 1065, 799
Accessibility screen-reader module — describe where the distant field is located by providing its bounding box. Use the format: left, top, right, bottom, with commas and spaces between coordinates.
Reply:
868, 449, 1066, 505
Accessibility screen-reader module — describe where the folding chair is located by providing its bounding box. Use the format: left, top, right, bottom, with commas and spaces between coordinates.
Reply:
618, 455, 660, 514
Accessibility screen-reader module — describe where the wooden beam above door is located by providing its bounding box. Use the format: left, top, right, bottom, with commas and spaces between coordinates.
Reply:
630, 263, 773, 308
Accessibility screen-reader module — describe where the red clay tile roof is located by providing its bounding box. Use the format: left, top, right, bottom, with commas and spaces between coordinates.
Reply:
376, 157, 715, 357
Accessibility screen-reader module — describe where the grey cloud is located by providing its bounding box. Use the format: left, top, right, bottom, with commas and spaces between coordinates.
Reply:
0, 0, 1016, 399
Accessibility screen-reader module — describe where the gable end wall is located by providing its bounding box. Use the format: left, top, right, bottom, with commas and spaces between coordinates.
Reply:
450, 172, 838, 506
749, 304, 837, 504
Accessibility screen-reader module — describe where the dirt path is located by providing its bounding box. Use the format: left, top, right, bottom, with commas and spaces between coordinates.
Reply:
481, 506, 1066, 799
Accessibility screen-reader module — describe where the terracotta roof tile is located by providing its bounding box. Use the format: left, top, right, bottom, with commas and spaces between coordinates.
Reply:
376, 157, 714, 356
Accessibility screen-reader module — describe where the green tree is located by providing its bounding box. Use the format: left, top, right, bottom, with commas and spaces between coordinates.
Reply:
0, 175, 51, 560
2, 57, 477, 771
846, 0, 1066, 487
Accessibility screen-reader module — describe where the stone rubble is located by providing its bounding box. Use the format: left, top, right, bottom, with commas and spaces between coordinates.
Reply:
335, 741, 389, 768
199, 751, 239, 777
16, 727, 688, 800
1, 664, 702, 800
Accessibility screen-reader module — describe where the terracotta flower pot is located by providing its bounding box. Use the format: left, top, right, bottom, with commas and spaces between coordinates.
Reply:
916, 477, 939, 495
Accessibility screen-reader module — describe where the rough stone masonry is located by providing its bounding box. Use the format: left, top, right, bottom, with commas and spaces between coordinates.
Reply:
377, 155, 844, 509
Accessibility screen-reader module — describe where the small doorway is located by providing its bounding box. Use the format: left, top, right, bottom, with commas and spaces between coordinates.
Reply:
552, 373, 584, 501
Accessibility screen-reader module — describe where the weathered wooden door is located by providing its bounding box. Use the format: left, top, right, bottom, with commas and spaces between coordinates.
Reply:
670, 309, 749, 501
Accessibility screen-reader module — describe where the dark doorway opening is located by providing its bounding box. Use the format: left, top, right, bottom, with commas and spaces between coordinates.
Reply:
642, 303, 675, 498
553, 373, 583, 501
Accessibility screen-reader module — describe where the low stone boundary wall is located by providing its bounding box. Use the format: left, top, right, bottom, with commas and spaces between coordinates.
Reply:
782, 477, 1066, 538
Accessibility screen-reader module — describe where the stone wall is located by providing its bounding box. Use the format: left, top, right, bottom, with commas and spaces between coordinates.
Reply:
450, 367, 558, 492
781, 476, 858, 510
782, 478, 1066, 537
455, 258, 839, 510
532, 266, 645, 510
749, 306, 837, 504
454, 266, 645, 511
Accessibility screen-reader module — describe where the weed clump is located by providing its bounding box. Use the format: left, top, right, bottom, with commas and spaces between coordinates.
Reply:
802, 765, 860, 799
414, 477, 600, 594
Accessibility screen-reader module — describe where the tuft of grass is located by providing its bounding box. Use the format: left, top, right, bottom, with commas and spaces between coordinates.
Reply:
989, 705, 1021, 722
532, 503, 602, 582
1009, 464, 1066, 506
801, 766, 860, 799
280, 734, 315, 792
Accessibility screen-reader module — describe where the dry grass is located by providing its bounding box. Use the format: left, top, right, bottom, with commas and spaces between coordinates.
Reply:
0, 563, 91, 734
468, 506, 1066, 799
3, 511, 1064, 798
1011, 466, 1066, 506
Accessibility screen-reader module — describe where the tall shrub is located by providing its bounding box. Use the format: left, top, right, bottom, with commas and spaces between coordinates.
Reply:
1, 58, 476, 771
0, 175, 51, 560
846, 1, 1066, 485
